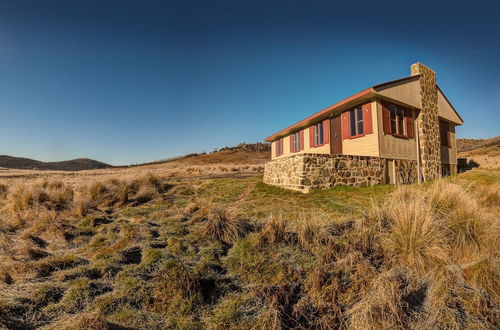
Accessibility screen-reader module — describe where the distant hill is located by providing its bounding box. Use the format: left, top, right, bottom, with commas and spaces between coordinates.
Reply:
0, 155, 111, 171
132, 142, 271, 167
457, 136, 500, 152
457, 136, 500, 170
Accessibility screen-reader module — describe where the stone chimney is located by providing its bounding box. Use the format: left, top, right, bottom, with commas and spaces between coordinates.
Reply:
411, 62, 441, 181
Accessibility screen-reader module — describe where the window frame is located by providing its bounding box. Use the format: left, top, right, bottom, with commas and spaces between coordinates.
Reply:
396, 107, 405, 135
292, 132, 301, 152
276, 138, 283, 156
314, 122, 324, 146
390, 105, 397, 134
386, 102, 409, 139
349, 106, 365, 138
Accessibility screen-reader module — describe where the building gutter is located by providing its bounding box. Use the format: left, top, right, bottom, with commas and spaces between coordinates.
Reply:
264, 88, 374, 142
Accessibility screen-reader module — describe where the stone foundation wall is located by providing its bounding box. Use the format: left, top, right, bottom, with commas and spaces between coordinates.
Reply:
394, 159, 418, 185
264, 154, 418, 192
262, 154, 307, 191
264, 154, 385, 192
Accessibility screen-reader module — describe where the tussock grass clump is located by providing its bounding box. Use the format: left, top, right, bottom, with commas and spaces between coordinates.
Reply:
134, 186, 157, 204
342, 180, 499, 328
476, 182, 500, 207
183, 202, 199, 216
260, 213, 291, 245
205, 292, 263, 329
45, 312, 121, 330
0, 183, 8, 199
201, 206, 250, 244
347, 269, 414, 329
0, 173, 166, 232
380, 196, 449, 273
31, 254, 88, 277
9, 182, 74, 212
85, 180, 129, 209
150, 259, 201, 314
259, 212, 347, 253
53, 278, 113, 313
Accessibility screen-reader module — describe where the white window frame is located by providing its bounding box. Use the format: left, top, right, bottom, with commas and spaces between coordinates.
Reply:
314, 122, 324, 146
293, 132, 300, 151
349, 107, 364, 136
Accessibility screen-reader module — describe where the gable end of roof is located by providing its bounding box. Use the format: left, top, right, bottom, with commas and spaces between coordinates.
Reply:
437, 85, 464, 124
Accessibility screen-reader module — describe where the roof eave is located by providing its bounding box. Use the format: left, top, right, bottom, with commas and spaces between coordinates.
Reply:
264, 88, 375, 142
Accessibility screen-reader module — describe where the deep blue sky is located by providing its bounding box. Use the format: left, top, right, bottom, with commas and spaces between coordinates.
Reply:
0, 1, 498, 165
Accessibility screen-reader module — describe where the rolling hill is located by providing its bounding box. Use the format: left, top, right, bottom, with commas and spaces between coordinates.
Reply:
0, 155, 111, 171
457, 135, 500, 152
457, 136, 500, 170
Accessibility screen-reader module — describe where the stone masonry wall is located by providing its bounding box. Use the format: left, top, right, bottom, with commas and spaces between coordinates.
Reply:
394, 159, 418, 185
264, 154, 385, 192
411, 62, 441, 181
262, 154, 306, 191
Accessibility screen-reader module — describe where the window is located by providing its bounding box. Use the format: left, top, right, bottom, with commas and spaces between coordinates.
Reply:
383, 102, 413, 138
440, 120, 451, 147
357, 107, 364, 135
292, 132, 300, 152
276, 139, 282, 156
390, 105, 397, 134
314, 122, 324, 146
389, 104, 405, 135
396, 108, 405, 135
350, 110, 356, 136
350, 107, 364, 136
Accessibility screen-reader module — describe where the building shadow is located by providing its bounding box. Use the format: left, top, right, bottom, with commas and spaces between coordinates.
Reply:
457, 158, 480, 173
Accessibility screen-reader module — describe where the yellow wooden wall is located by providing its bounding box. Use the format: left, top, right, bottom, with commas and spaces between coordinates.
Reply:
342, 100, 380, 157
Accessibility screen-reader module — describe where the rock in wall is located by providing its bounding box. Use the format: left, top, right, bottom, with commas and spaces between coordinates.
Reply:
394, 159, 418, 185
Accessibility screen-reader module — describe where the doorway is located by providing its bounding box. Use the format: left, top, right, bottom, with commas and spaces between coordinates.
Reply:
330, 116, 342, 154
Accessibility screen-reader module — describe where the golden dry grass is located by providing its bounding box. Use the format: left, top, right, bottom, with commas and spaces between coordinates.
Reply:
0, 157, 497, 329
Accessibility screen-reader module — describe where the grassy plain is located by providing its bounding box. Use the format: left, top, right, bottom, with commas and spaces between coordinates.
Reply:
0, 149, 498, 329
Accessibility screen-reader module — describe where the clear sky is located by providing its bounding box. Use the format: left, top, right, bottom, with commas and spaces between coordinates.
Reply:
0, 1, 498, 165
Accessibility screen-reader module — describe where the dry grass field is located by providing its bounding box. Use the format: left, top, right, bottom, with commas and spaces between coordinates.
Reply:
458, 145, 500, 170
0, 147, 498, 329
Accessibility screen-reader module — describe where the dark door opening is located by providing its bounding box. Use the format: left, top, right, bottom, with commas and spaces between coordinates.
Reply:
330, 116, 342, 154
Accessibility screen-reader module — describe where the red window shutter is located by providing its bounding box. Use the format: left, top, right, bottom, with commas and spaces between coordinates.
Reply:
382, 102, 391, 134
289, 134, 294, 152
439, 120, 451, 147
363, 102, 373, 134
341, 111, 350, 140
275, 141, 278, 157
300, 130, 304, 150
404, 108, 414, 138
309, 126, 315, 148
323, 119, 330, 144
